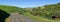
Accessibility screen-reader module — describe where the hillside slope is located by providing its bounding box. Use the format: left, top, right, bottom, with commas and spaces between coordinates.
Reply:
0, 5, 23, 13
21, 3, 60, 22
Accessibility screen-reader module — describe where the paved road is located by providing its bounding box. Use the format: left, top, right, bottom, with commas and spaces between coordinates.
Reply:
10, 13, 37, 22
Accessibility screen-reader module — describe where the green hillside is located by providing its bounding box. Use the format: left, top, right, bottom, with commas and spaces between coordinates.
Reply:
0, 5, 23, 13
20, 3, 60, 22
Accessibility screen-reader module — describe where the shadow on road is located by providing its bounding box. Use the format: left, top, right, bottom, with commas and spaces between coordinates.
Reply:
0, 10, 10, 22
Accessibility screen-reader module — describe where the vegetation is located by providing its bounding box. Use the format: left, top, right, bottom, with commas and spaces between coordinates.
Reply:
0, 5, 23, 13
19, 3, 60, 22
5, 17, 10, 22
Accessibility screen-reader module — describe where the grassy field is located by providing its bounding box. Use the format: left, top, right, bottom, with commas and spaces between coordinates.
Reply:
23, 14, 60, 22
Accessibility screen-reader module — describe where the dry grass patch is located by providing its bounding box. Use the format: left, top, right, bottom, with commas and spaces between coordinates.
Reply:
5, 17, 10, 22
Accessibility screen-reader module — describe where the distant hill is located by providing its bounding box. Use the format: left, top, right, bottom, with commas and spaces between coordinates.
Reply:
0, 5, 23, 13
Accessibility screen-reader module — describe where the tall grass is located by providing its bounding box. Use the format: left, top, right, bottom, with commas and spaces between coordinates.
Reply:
23, 12, 60, 22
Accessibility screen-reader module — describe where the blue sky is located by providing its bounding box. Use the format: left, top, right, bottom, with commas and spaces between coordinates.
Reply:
0, 0, 60, 8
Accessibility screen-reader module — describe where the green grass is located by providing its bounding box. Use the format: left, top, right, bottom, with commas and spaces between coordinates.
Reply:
23, 12, 60, 22
0, 5, 23, 13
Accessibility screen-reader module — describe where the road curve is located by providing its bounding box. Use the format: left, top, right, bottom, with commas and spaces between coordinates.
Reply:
10, 13, 37, 22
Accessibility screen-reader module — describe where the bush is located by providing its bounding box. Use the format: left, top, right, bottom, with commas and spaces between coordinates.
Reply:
0, 10, 10, 22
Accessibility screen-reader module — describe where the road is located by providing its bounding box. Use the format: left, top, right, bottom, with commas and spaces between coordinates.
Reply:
10, 13, 37, 22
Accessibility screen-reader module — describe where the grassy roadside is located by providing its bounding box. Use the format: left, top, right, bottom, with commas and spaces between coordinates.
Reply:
5, 17, 10, 22
23, 12, 60, 22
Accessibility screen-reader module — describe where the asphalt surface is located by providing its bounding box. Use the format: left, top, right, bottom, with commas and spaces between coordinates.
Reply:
10, 13, 36, 22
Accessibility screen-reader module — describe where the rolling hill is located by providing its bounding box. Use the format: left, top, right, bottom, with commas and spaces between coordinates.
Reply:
0, 5, 23, 13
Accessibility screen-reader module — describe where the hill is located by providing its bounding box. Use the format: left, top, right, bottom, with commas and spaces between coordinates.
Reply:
0, 5, 23, 13
21, 3, 60, 22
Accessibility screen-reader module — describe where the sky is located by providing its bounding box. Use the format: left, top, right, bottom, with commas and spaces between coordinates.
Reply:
0, 0, 60, 8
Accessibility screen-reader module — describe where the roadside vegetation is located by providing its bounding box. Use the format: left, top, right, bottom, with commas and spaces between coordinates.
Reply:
5, 17, 10, 22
